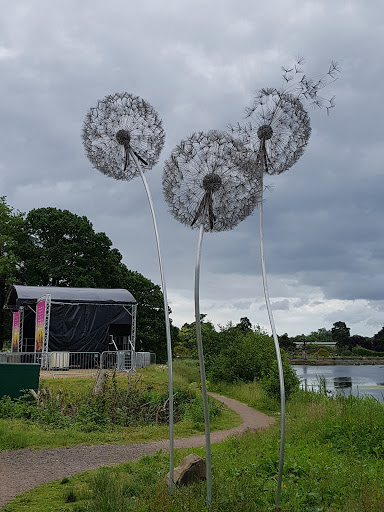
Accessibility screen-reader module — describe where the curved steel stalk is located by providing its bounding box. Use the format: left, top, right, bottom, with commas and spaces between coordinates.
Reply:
259, 175, 286, 510
194, 221, 212, 506
130, 151, 175, 492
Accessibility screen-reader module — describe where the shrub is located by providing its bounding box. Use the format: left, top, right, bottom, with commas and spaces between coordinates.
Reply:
352, 346, 384, 357
314, 347, 332, 358
261, 360, 300, 400
207, 327, 276, 383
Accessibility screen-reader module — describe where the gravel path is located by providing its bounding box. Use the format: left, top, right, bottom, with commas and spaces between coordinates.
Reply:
0, 393, 274, 507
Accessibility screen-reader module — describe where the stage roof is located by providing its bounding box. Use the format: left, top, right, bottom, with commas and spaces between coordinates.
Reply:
6, 285, 137, 308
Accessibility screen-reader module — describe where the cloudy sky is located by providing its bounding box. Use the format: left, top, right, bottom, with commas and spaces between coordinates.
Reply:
1, 0, 383, 337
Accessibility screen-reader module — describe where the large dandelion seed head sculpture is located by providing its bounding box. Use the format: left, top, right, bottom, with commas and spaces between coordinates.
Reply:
82, 92, 165, 181
239, 90, 311, 176
231, 58, 340, 178
163, 130, 261, 233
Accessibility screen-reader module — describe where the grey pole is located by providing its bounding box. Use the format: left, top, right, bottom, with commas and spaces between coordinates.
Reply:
130, 151, 175, 492
259, 176, 286, 510
194, 221, 212, 506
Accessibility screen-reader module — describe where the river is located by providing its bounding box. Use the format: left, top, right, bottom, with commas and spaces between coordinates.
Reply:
292, 365, 384, 402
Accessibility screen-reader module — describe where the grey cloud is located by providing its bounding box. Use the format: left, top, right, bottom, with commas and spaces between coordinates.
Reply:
1, 0, 384, 336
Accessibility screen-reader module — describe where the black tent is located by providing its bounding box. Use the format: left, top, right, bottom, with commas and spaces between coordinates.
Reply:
5, 285, 137, 353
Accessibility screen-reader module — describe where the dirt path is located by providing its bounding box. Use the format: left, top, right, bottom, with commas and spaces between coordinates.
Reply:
0, 393, 274, 508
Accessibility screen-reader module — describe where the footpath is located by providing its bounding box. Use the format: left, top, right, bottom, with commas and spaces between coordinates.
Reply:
0, 393, 274, 507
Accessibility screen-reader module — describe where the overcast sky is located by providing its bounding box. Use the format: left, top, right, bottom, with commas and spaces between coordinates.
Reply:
1, 0, 383, 337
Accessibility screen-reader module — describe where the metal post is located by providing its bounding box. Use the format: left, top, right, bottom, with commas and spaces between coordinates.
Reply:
130, 151, 175, 492
258, 179, 286, 510
195, 222, 212, 506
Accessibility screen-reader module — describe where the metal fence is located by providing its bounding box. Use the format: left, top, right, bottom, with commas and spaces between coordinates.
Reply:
136, 351, 156, 368
0, 350, 156, 372
101, 351, 135, 372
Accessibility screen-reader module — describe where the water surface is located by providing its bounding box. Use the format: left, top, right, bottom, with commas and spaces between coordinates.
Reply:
293, 365, 384, 402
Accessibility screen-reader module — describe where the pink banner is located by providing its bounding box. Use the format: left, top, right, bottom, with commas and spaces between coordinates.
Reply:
35, 300, 46, 352
12, 312, 20, 352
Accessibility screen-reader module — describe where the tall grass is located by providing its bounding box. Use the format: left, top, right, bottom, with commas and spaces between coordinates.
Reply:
0, 361, 239, 451
5, 383, 384, 511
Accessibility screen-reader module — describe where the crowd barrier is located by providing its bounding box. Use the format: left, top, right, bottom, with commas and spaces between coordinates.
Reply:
0, 351, 156, 372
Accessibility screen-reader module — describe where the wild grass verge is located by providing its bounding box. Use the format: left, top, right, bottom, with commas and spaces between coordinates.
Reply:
4, 382, 384, 511
0, 361, 240, 451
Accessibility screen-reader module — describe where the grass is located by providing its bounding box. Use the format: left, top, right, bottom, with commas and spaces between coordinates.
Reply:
0, 361, 241, 451
4, 381, 384, 511
4, 365, 384, 511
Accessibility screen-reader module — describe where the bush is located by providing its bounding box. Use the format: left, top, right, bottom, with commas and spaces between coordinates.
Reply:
261, 360, 300, 400
207, 327, 276, 383
0, 376, 211, 431
314, 347, 332, 358
352, 346, 384, 357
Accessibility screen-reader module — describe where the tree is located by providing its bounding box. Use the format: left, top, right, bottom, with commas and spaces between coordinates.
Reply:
0, 197, 25, 349
307, 327, 333, 344
278, 333, 295, 352
122, 269, 169, 362
372, 327, 384, 352
176, 315, 218, 359
349, 335, 370, 350
332, 321, 350, 350
0, 203, 174, 359
18, 207, 125, 288
236, 317, 252, 332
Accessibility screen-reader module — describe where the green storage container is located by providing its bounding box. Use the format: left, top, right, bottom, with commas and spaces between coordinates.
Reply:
0, 363, 40, 399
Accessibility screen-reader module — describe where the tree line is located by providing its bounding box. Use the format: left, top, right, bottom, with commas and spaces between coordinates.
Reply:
279, 321, 384, 355
0, 197, 178, 360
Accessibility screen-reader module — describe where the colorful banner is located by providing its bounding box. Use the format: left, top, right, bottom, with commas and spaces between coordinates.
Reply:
35, 299, 46, 352
12, 312, 20, 352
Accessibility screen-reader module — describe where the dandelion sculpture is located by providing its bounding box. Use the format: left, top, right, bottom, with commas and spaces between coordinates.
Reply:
82, 92, 175, 490
163, 130, 261, 505
231, 58, 340, 510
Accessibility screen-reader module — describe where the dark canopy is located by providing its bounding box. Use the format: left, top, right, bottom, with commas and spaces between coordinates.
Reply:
6, 285, 136, 308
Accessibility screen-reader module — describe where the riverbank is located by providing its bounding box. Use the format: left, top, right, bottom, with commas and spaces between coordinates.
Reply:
290, 357, 384, 365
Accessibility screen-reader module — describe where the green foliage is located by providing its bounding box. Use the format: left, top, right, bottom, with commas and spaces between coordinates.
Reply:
332, 321, 351, 350
313, 347, 332, 358
372, 326, 384, 352
0, 200, 174, 359
0, 197, 26, 349
122, 269, 168, 361
0, 370, 223, 434
9, 385, 384, 512
261, 360, 300, 400
183, 394, 223, 428
18, 207, 125, 288
278, 333, 296, 352
205, 324, 277, 384
352, 345, 384, 357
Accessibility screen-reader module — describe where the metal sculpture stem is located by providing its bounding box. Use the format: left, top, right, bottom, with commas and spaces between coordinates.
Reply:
259, 176, 286, 510
194, 221, 212, 507
130, 151, 175, 492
